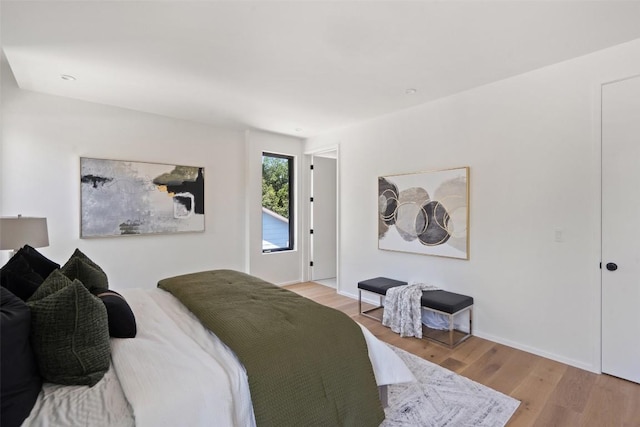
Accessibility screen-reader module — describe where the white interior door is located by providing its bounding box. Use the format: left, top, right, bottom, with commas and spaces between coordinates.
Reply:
601, 75, 640, 384
311, 155, 337, 281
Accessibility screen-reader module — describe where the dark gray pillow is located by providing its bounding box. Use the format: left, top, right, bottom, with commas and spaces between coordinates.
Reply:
1, 287, 42, 427
60, 250, 108, 293
0, 255, 44, 301
27, 272, 110, 386
91, 290, 137, 338
12, 245, 60, 279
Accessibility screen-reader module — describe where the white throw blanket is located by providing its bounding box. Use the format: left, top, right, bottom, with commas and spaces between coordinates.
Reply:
382, 283, 439, 338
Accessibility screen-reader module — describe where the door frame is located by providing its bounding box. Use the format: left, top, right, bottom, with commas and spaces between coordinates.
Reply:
303, 145, 340, 288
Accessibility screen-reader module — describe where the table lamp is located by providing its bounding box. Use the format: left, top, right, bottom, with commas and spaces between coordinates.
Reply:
0, 215, 49, 257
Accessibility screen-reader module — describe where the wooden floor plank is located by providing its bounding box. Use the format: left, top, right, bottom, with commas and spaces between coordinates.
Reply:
504, 357, 567, 426
485, 348, 540, 395
439, 357, 467, 373
546, 366, 597, 413
459, 343, 516, 385
621, 377, 640, 426
446, 334, 495, 365
532, 402, 582, 427
579, 374, 639, 427
287, 281, 640, 427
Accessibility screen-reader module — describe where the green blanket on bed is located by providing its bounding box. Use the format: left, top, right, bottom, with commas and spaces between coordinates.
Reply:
158, 269, 384, 427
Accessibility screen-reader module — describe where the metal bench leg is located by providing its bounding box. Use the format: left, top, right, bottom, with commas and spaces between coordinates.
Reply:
421, 305, 473, 348
449, 313, 455, 348
359, 289, 384, 321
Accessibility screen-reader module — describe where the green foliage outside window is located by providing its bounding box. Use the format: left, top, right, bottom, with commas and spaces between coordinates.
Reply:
262, 155, 290, 218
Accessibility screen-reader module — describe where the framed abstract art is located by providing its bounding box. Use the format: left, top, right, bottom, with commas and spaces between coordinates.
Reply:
378, 167, 469, 259
80, 157, 205, 237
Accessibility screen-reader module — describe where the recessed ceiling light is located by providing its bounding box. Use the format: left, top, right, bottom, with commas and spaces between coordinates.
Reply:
405, 88, 417, 95
60, 74, 76, 81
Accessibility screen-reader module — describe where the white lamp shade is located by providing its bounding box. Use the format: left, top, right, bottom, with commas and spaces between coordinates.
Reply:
0, 217, 50, 251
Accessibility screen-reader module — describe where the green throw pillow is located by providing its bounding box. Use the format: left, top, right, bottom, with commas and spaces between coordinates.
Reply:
29, 269, 71, 301
61, 249, 108, 293
27, 272, 110, 386
69, 249, 106, 275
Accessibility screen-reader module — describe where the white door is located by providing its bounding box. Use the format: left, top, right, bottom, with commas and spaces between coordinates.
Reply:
311, 155, 337, 281
601, 75, 640, 384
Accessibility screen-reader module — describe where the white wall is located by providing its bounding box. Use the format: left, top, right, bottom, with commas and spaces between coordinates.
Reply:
246, 130, 304, 285
306, 39, 640, 372
1, 56, 247, 288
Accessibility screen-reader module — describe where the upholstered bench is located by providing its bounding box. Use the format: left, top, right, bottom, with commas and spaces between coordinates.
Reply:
358, 277, 473, 348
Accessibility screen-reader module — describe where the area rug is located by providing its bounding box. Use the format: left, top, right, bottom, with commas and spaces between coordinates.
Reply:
382, 345, 520, 427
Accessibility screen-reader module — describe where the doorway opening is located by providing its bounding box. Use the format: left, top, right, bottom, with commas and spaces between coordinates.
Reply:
308, 149, 338, 289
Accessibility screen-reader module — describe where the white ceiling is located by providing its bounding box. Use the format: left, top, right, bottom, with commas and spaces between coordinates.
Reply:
3, 1, 640, 138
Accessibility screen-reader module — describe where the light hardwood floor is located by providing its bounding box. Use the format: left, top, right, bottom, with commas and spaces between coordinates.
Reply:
285, 281, 640, 427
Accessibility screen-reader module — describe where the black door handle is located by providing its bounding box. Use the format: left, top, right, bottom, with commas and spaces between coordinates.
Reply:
606, 262, 618, 271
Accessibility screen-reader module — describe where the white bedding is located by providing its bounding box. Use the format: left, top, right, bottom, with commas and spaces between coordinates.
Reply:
22, 364, 134, 427
24, 288, 414, 427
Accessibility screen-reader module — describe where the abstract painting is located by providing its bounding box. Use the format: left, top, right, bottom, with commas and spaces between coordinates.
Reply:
80, 158, 205, 237
378, 167, 469, 259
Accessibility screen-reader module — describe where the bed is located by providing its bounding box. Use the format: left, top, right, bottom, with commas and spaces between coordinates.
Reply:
1, 248, 414, 427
